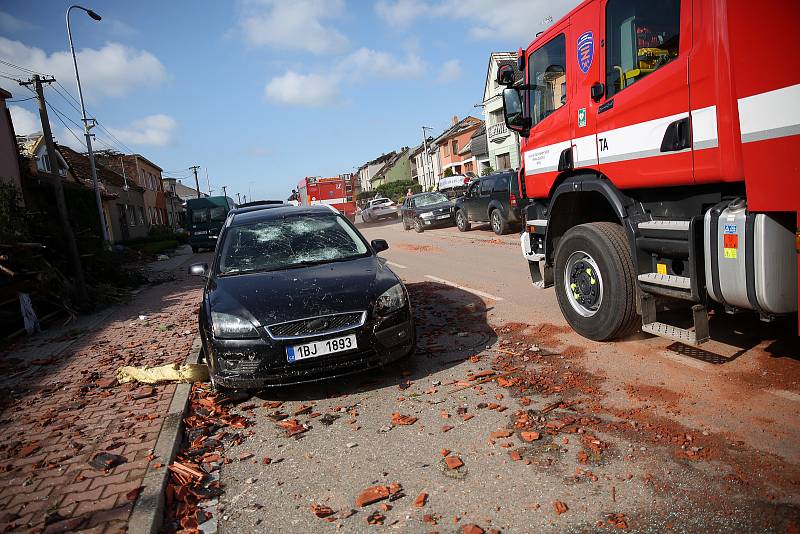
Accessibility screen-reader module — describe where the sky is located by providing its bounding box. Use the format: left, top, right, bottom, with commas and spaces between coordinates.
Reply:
0, 0, 577, 201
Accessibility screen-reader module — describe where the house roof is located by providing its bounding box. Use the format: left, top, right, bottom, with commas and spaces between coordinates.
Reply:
0, 87, 12, 100
58, 145, 143, 193
130, 154, 162, 172
432, 116, 483, 145
370, 147, 409, 182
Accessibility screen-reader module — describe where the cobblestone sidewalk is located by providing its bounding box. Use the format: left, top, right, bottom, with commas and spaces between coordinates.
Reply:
0, 252, 205, 533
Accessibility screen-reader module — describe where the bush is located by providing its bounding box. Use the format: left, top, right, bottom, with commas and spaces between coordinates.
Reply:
375, 180, 421, 203
443, 168, 454, 177
137, 239, 179, 255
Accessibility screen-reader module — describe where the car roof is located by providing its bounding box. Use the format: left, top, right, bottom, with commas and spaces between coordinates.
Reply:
229, 204, 336, 226
229, 201, 288, 215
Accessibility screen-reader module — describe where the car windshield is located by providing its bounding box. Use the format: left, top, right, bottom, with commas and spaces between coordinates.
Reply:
217, 214, 369, 275
372, 199, 391, 206
414, 193, 449, 207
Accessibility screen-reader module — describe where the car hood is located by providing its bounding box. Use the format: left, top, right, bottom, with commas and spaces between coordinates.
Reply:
206, 256, 400, 326
415, 201, 452, 213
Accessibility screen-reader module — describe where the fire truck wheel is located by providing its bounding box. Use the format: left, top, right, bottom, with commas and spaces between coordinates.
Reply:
414, 218, 425, 233
554, 222, 638, 341
491, 209, 507, 235
456, 209, 471, 232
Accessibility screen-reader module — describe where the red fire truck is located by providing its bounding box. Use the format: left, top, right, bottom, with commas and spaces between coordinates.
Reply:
296, 175, 357, 221
498, 0, 799, 344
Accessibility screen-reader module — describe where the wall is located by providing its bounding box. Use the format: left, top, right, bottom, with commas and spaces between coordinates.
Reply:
438, 126, 480, 174
0, 95, 22, 196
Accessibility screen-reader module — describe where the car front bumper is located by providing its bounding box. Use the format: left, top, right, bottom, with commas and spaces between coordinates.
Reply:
201, 308, 415, 388
420, 214, 455, 227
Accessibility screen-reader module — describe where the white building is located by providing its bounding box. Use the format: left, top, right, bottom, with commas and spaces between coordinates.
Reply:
409, 139, 441, 191
357, 152, 395, 193
483, 52, 522, 172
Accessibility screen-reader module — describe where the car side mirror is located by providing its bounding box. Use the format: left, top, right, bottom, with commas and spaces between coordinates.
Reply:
188, 263, 208, 276
371, 239, 389, 253
502, 87, 531, 135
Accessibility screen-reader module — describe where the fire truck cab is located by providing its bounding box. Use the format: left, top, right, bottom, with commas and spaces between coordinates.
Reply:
296, 175, 357, 222
500, 0, 799, 343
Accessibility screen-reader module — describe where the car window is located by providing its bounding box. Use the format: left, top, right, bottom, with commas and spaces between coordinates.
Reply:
210, 207, 227, 221
467, 181, 480, 197
414, 192, 449, 207
493, 174, 509, 193
191, 209, 208, 223
480, 178, 495, 195
218, 214, 369, 275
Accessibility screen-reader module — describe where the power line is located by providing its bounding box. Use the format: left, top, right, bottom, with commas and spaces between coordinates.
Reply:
0, 58, 42, 75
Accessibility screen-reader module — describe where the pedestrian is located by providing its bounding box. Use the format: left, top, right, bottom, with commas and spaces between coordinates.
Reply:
406, 188, 413, 199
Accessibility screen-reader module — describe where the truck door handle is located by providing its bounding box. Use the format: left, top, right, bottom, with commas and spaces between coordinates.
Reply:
660, 117, 691, 152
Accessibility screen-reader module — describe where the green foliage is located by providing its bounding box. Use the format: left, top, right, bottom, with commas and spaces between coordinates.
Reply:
0, 183, 30, 243
481, 165, 495, 176
375, 180, 421, 203
443, 168, 454, 177
137, 239, 179, 255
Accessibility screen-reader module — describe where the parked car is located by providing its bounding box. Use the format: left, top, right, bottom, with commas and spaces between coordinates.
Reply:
454, 170, 523, 235
400, 192, 455, 233
361, 197, 399, 222
189, 204, 415, 391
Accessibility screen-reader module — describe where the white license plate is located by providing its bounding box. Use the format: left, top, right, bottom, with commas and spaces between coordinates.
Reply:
287, 334, 357, 362
437, 214, 450, 219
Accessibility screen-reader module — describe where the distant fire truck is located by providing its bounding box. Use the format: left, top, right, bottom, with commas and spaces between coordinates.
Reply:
498, 0, 798, 344
296, 175, 357, 221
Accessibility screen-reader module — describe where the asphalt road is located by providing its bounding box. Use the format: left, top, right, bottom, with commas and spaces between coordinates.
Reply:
213, 217, 800, 533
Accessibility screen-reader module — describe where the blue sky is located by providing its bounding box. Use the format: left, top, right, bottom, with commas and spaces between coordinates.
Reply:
1, 0, 575, 200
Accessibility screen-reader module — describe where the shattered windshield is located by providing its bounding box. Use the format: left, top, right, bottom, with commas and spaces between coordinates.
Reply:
217, 214, 369, 275
415, 193, 449, 207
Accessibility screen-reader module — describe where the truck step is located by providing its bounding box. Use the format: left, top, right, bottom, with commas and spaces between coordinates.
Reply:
637, 220, 690, 231
640, 295, 709, 345
638, 273, 691, 290
642, 321, 703, 344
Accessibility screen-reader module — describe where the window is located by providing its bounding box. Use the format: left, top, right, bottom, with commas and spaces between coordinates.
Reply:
528, 34, 567, 126
490, 109, 504, 126
138, 207, 145, 225
605, 0, 680, 97
210, 207, 227, 221
496, 152, 511, 170
443, 143, 449, 156
192, 209, 209, 223
452, 140, 458, 154
127, 205, 136, 226
493, 174, 509, 193
480, 177, 496, 195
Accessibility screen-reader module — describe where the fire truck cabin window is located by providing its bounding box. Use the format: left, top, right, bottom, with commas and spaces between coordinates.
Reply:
605, 0, 680, 97
528, 34, 567, 126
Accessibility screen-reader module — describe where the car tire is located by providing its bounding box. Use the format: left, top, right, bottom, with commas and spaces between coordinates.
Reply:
362, 212, 370, 223
402, 217, 410, 230
456, 209, 471, 232
553, 222, 639, 341
414, 218, 425, 233
491, 209, 508, 235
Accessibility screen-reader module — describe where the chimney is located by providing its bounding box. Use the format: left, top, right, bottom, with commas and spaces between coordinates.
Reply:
451, 115, 458, 126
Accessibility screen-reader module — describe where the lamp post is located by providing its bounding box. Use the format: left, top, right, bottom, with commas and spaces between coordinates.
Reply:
421, 126, 435, 189
66, 5, 109, 244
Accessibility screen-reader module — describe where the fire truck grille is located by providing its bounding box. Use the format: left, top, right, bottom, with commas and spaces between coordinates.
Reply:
266, 312, 366, 339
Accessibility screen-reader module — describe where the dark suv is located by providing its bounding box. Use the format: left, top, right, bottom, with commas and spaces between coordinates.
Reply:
454, 170, 523, 235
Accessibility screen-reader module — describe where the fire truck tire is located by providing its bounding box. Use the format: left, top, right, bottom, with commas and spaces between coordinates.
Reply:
491, 209, 507, 235
553, 222, 639, 341
456, 209, 471, 232
414, 218, 425, 233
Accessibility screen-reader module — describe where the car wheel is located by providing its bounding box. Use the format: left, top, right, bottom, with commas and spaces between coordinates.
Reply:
553, 222, 639, 341
362, 212, 370, 223
414, 218, 425, 233
491, 209, 508, 235
456, 209, 471, 232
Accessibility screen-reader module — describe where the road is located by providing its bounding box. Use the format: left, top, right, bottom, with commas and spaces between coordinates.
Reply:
211, 218, 799, 533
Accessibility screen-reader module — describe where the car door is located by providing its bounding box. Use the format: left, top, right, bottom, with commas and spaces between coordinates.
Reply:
491, 172, 511, 218
596, 0, 692, 187
463, 181, 480, 221
474, 177, 496, 221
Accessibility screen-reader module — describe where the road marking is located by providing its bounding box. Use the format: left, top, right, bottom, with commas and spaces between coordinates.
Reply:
424, 275, 504, 301
387, 261, 407, 269
767, 389, 800, 403
658, 350, 712, 370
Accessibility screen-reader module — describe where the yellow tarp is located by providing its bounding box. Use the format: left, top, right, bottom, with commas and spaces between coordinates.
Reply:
116, 362, 209, 384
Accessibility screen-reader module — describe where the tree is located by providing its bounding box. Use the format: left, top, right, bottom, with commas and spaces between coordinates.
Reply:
481, 165, 495, 176
443, 168, 454, 177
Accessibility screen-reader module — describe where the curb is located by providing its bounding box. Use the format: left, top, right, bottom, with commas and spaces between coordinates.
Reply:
128, 335, 202, 534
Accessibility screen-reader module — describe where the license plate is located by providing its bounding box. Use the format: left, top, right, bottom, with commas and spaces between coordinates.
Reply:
286, 334, 357, 362
437, 214, 450, 219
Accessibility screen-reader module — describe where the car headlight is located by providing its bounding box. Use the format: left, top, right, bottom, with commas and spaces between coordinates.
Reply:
374, 284, 407, 315
211, 311, 259, 339
420, 212, 434, 219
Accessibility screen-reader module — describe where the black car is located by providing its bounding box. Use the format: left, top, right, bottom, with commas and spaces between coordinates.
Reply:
400, 192, 455, 233
189, 205, 414, 390
454, 171, 523, 235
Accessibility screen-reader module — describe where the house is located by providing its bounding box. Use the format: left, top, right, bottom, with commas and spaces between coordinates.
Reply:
469, 123, 489, 175
95, 152, 168, 228
432, 116, 483, 178
58, 146, 148, 242
357, 152, 396, 193
369, 147, 412, 189
483, 52, 523, 171
0, 88, 23, 197
409, 137, 443, 192
162, 178, 207, 203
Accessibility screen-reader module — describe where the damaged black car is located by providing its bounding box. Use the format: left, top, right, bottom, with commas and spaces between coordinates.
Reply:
189, 204, 414, 391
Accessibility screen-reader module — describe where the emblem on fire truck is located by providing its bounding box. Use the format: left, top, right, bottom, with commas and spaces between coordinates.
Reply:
577, 31, 594, 74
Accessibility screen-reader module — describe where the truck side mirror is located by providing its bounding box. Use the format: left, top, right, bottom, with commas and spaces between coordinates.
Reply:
502, 87, 531, 135
591, 82, 605, 102
497, 64, 516, 86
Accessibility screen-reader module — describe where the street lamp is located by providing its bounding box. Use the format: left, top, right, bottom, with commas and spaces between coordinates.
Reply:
422, 126, 435, 189
66, 5, 110, 244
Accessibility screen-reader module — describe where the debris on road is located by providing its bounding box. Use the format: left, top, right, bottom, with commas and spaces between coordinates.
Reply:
309, 504, 335, 518
553, 501, 569, 515
413, 491, 428, 508
116, 362, 209, 384
391, 412, 418, 426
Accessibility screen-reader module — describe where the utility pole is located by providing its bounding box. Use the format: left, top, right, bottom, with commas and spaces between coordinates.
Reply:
190, 165, 201, 198
21, 75, 88, 306
221, 185, 227, 198
205, 168, 212, 196
422, 126, 435, 189
236, 192, 241, 204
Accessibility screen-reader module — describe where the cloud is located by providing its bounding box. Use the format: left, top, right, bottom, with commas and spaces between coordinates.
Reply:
265, 47, 426, 107
0, 11, 36, 33
265, 71, 339, 107
437, 59, 462, 83
375, 0, 578, 41
107, 114, 177, 147
0, 37, 167, 102
237, 0, 349, 54
9, 105, 41, 136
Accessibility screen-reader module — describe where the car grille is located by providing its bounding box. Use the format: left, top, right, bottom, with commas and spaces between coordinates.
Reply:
266, 311, 366, 339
